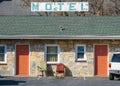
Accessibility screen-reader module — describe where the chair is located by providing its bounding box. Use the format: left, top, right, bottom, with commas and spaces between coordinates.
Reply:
37, 61, 47, 77
56, 63, 65, 77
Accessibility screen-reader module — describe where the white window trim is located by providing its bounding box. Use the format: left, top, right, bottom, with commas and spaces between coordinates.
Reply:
0, 45, 7, 64
45, 44, 60, 64
76, 44, 86, 61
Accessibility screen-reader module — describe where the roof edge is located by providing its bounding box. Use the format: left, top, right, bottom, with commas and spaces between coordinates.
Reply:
0, 35, 120, 39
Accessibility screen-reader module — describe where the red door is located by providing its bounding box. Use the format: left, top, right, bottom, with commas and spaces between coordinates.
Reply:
94, 45, 108, 76
16, 45, 29, 75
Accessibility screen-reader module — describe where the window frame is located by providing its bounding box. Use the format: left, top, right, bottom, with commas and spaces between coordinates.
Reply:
0, 45, 7, 64
76, 44, 86, 61
45, 44, 60, 64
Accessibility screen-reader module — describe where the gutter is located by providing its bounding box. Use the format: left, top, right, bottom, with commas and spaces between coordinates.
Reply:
0, 35, 120, 39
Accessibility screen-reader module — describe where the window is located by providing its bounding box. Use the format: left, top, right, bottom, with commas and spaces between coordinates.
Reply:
111, 54, 120, 62
76, 45, 86, 61
45, 45, 59, 63
0, 45, 6, 63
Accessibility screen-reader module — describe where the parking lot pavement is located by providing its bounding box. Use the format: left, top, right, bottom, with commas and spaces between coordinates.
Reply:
0, 77, 120, 86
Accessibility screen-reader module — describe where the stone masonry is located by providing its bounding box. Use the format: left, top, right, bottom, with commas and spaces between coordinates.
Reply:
0, 39, 119, 77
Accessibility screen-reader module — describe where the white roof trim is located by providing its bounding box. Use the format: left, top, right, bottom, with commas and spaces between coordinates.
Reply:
0, 35, 120, 39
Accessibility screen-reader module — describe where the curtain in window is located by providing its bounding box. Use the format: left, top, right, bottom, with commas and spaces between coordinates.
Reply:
0, 46, 5, 61
47, 46, 58, 62
0, 54, 5, 61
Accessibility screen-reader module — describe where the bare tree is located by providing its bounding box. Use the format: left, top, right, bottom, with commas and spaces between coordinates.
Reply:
110, 0, 120, 15
20, 0, 49, 16
20, 0, 120, 16
89, 0, 104, 16
20, 0, 87, 16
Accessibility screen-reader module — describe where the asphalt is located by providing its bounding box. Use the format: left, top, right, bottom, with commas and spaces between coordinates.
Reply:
0, 76, 120, 86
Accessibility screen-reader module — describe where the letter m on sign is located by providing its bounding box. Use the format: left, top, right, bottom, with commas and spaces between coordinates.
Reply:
31, 2, 39, 11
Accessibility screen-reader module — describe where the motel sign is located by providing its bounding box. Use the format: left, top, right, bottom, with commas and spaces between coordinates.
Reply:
31, 2, 89, 12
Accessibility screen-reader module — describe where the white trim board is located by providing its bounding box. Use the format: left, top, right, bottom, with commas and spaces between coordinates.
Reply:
76, 44, 87, 61
45, 44, 60, 64
1, 35, 120, 39
0, 44, 7, 64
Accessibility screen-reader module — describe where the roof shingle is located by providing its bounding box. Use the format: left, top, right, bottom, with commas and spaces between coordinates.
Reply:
0, 16, 120, 39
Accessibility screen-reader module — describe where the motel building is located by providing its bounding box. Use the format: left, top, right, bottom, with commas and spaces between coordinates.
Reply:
0, 16, 120, 77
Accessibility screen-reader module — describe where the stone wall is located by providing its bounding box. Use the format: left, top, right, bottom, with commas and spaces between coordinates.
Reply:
0, 39, 120, 77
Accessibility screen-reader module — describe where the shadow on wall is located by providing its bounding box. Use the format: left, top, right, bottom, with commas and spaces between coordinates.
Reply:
0, 0, 12, 3
46, 64, 73, 77
47, 64, 54, 76
64, 66, 72, 76
0, 80, 26, 85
